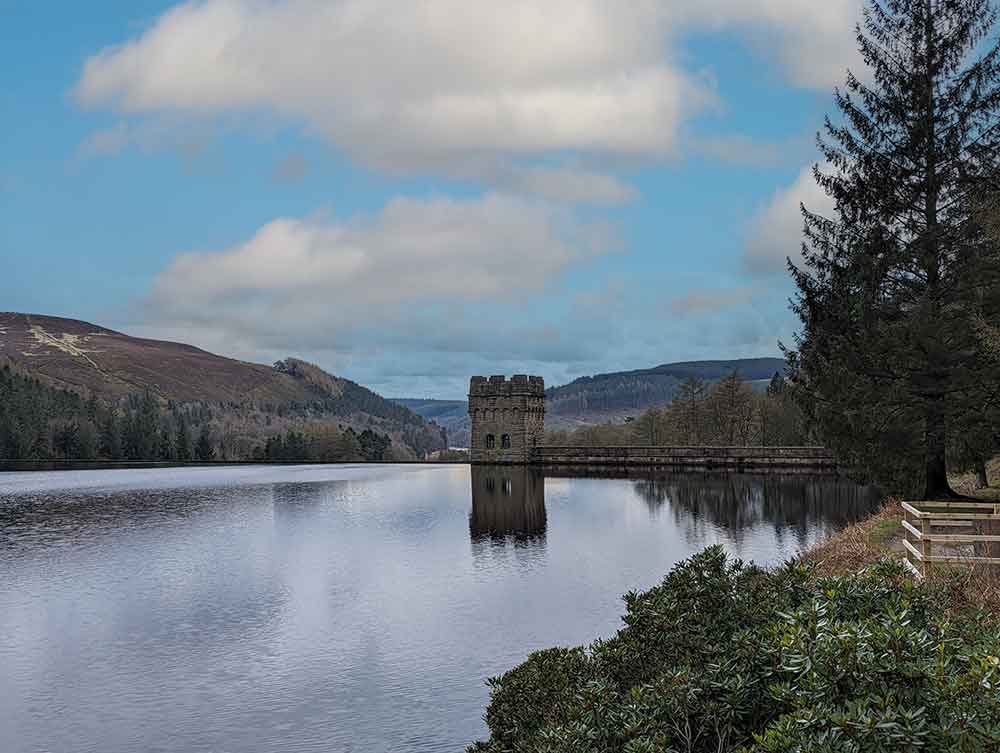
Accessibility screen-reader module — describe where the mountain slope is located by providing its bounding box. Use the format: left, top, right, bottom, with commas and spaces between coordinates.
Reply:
0, 312, 445, 455
392, 398, 470, 446
546, 357, 787, 421
396, 358, 788, 442
0, 312, 314, 403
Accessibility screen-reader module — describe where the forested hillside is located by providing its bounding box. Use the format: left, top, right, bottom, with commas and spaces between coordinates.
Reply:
0, 363, 417, 462
546, 358, 786, 420
0, 312, 448, 460
392, 398, 470, 445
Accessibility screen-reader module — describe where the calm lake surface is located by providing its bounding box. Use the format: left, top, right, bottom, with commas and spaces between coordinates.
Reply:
0, 464, 879, 753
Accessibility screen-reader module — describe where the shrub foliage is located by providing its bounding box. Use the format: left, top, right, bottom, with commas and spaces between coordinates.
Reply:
469, 547, 1000, 752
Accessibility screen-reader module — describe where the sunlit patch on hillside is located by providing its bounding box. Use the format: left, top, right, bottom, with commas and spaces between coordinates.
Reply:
26, 325, 104, 370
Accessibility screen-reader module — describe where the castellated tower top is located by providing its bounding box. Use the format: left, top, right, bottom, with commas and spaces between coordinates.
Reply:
469, 374, 545, 397
468, 375, 546, 463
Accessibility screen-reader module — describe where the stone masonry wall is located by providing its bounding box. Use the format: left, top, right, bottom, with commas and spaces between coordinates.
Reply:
468, 375, 545, 463
533, 445, 836, 469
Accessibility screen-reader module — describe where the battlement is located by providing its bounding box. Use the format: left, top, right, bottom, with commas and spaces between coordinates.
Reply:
469, 374, 545, 397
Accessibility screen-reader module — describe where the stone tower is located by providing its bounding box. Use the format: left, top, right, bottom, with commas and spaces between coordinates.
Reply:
468, 375, 545, 463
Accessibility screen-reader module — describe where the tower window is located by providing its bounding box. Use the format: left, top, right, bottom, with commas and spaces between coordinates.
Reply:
501, 434, 511, 449
486, 434, 496, 449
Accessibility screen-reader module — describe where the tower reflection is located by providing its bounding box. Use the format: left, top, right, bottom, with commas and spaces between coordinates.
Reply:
469, 466, 547, 545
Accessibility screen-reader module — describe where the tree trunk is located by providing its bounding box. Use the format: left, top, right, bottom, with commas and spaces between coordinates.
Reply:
923, 393, 960, 499
975, 459, 990, 489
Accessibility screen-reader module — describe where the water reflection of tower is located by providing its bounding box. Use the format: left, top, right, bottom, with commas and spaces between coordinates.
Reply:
470, 467, 547, 545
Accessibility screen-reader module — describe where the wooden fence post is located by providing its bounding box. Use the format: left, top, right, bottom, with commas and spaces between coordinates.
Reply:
921, 517, 932, 577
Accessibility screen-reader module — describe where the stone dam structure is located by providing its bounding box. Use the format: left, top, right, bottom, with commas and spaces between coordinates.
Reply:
468, 375, 836, 469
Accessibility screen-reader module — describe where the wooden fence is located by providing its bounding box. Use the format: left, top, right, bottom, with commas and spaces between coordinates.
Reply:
901, 500, 1000, 578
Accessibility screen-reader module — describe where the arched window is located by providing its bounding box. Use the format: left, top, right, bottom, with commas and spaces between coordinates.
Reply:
501, 434, 511, 449
486, 434, 496, 449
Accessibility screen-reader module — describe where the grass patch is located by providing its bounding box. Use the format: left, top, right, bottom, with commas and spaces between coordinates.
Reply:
802, 499, 905, 578
867, 515, 901, 546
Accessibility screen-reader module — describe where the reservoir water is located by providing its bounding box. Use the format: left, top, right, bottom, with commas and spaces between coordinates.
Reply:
0, 464, 879, 753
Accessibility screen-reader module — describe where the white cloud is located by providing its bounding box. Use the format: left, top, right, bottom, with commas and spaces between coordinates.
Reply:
76, 1, 706, 169
743, 163, 836, 275
484, 165, 637, 205
689, 0, 862, 89
147, 192, 615, 344
74, 0, 861, 179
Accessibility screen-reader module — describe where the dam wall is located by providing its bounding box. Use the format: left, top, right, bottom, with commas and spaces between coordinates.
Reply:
528, 446, 836, 470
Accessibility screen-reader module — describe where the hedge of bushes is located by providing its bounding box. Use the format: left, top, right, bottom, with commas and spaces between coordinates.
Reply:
469, 547, 1000, 752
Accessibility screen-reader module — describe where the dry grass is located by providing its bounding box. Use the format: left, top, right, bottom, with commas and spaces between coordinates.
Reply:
802, 500, 906, 578
928, 561, 1000, 615
802, 461, 1000, 612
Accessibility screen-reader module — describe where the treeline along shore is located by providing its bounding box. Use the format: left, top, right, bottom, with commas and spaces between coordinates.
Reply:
0, 362, 444, 464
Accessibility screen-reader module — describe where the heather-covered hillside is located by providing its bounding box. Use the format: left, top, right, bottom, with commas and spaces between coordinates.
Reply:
0, 313, 446, 459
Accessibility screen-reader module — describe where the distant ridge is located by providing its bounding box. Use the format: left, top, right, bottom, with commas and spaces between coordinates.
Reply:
570, 358, 787, 383
392, 398, 470, 446
546, 357, 785, 422
395, 357, 787, 443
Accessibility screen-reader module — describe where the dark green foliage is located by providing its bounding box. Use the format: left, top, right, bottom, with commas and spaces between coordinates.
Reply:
0, 364, 107, 460
122, 391, 161, 460
157, 426, 175, 461
760, 374, 808, 448
257, 426, 390, 462
786, 0, 1000, 497
470, 547, 1000, 752
0, 362, 436, 462
356, 428, 391, 461
175, 417, 192, 461
194, 424, 215, 461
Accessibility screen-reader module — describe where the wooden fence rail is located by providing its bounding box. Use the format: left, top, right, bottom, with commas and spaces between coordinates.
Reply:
901, 500, 1000, 578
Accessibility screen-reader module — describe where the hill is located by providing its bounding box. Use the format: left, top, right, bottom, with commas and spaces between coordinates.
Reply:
0, 312, 318, 403
395, 358, 787, 443
546, 357, 786, 426
392, 398, 470, 447
0, 313, 446, 458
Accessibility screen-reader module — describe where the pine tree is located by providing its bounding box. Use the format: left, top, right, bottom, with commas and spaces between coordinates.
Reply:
175, 417, 192, 462
134, 390, 160, 460
195, 424, 215, 462
787, 0, 1000, 497
158, 427, 175, 461
100, 412, 123, 459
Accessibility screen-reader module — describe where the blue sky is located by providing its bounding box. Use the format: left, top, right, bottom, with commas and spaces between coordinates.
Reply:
1, 1, 859, 399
